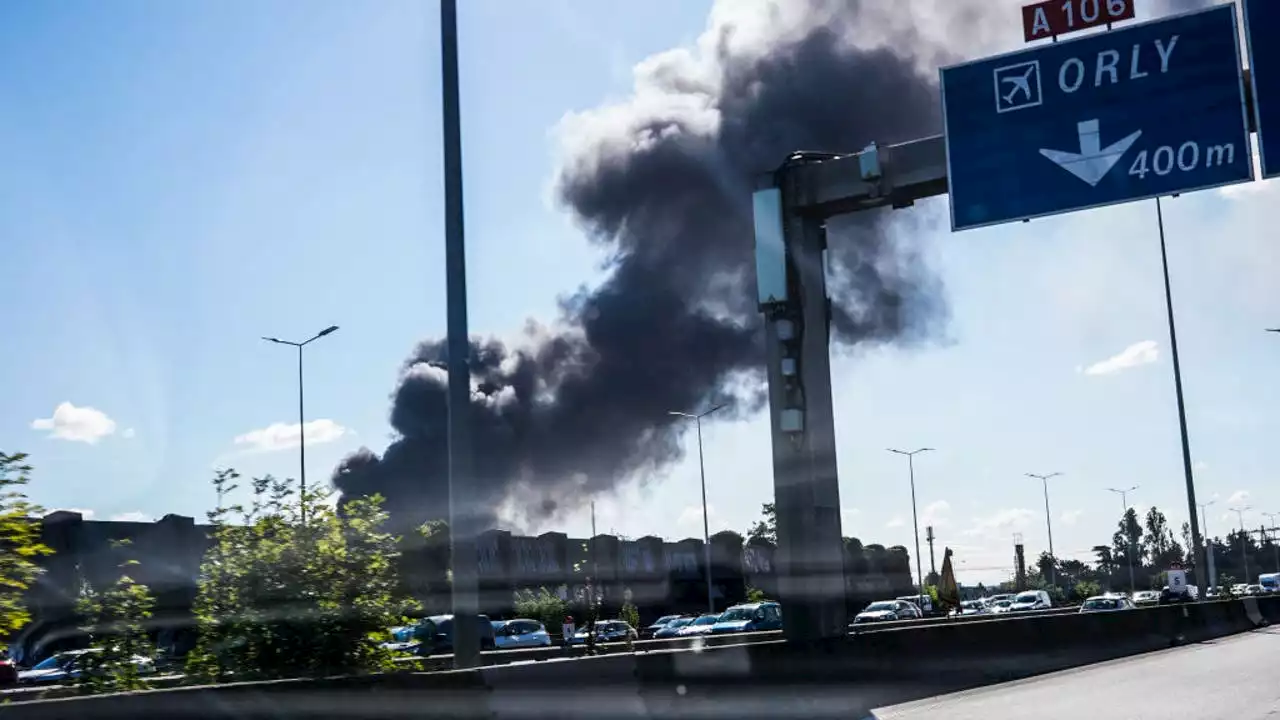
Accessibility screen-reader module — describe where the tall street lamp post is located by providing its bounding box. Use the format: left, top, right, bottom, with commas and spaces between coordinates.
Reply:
1107, 485, 1139, 595
887, 448, 933, 599
670, 404, 725, 615
262, 325, 340, 522
1027, 472, 1062, 587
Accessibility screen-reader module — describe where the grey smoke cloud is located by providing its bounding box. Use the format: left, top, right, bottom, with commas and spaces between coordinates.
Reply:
333, 0, 959, 535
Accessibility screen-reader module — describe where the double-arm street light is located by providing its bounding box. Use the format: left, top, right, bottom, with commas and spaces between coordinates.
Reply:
262, 325, 340, 521
887, 447, 933, 597
669, 404, 725, 615
1107, 485, 1140, 595
1027, 472, 1062, 587
1230, 505, 1252, 581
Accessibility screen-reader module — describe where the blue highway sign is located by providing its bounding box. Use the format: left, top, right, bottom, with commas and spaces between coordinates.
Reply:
941, 4, 1254, 232
1244, 0, 1280, 178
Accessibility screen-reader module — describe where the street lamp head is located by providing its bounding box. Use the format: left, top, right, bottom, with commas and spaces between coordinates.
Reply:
318, 325, 340, 337
702, 403, 726, 418
668, 411, 693, 419
262, 336, 286, 345
1267, 329, 1280, 333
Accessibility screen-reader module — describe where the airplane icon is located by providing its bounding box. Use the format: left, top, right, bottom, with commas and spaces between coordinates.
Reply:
1002, 65, 1037, 105
992, 61, 1042, 113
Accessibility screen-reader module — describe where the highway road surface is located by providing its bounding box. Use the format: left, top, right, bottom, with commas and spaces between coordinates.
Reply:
870, 628, 1280, 720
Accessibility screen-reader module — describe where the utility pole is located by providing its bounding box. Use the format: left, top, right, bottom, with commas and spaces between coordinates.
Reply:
1264, 512, 1280, 573
1027, 472, 1062, 587
888, 448, 933, 599
925, 526, 937, 581
754, 137, 946, 643
1107, 486, 1139, 595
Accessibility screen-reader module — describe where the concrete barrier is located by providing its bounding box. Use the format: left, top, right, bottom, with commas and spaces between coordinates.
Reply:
3, 596, 1275, 719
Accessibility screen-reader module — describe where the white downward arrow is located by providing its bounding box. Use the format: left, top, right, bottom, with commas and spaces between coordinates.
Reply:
1039, 119, 1142, 187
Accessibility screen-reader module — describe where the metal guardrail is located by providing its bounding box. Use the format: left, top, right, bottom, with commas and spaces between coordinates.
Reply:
0, 601, 1214, 702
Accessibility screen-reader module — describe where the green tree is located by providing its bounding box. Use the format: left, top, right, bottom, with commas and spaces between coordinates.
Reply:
513, 587, 568, 636
619, 601, 640, 630
1073, 579, 1102, 602
75, 540, 156, 694
746, 503, 776, 544
186, 470, 415, 681
744, 586, 767, 603
1112, 508, 1145, 570
0, 451, 53, 651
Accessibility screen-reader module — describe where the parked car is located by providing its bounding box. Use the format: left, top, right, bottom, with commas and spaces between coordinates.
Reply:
1008, 590, 1053, 612
1132, 590, 1161, 607
1079, 595, 1135, 613
570, 620, 636, 645
409, 614, 497, 655
652, 617, 695, 639
852, 600, 920, 624
18, 649, 155, 685
492, 619, 552, 649
640, 615, 685, 640
674, 614, 722, 637
954, 600, 988, 616
987, 599, 1014, 614
896, 594, 934, 616
710, 602, 782, 635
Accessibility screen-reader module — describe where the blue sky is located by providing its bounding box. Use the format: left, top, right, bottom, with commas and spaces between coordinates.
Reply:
2, 0, 1276, 584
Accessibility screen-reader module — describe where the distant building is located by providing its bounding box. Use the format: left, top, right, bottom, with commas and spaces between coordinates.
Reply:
11, 512, 913, 661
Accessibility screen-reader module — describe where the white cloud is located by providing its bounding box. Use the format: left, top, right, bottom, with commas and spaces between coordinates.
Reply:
885, 515, 905, 529
49, 507, 95, 519
1061, 509, 1083, 526
1084, 341, 1159, 376
30, 402, 118, 444
676, 504, 720, 535
1225, 490, 1250, 507
110, 511, 149, 522
121, 428, 136, 439
233, 419, 349, 453
964, 508, 1035, 538
921, 500, 950, 528
841, 507, 861, 527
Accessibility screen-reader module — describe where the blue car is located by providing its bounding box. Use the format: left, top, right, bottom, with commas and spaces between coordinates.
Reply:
709, 602, 782, 635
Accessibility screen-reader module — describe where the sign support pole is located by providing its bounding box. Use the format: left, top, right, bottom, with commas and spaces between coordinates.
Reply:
754, 140, 948, 643
1155, 197, 1208, 600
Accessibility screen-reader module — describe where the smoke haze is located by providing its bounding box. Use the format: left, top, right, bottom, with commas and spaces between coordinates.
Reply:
332, 0, 1007, 535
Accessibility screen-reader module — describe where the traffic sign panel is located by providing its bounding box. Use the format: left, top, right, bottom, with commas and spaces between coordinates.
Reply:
1244, 0, 1280, 178
1022, 0, 1136, 43
941, 4, 1254, 232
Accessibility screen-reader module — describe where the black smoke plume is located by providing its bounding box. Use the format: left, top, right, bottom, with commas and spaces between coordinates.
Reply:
334, 0, 955, 536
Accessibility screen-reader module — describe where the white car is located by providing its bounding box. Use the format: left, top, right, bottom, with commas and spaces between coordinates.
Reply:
1079, 595, 1134, 613
1008, 590, 1052, 611
571, 620, 637, 645
988, 599, 1014, 614
852, 600, 921, 624
493, 619, 552, 649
